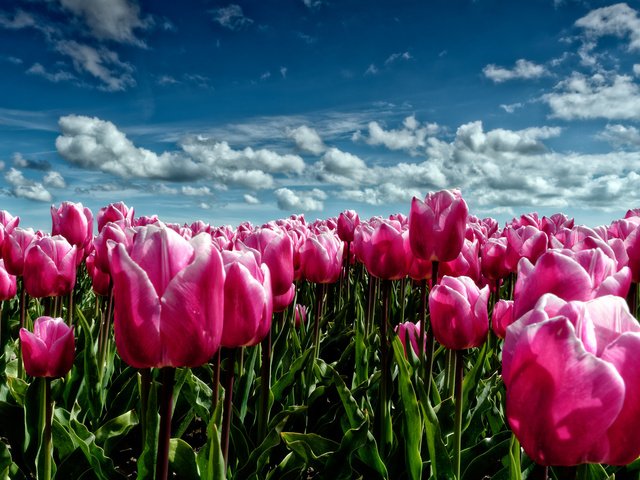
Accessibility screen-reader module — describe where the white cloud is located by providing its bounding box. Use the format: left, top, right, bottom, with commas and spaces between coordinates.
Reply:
301, 0, 324, 9
244, 194, 260, 204
280, 66, 287, 78
364, 64, 379, 76
55, 40, 135, 91
634, 64, 640, 76
260, 71, 271, 80
384, 51, 412, 65
274, 188, 325, 211
500, 102, 524, 113
361, 115, 440, 153
0, 10, 37, 29
287, 125, 326, 155
317, 147, 368, 185
212, 4, 253, 30
12, 152, 51, 171
575, 3, 640, 51
26, 63, 76, 84
181, 186, 212, 196
57, 0, 151, 46
157, 75, 178, 85
483, 59, 549, 83
43, 171, 66, 188
4, 168, 53, 202
544, 73, 640, 120
597, 124, 640, 148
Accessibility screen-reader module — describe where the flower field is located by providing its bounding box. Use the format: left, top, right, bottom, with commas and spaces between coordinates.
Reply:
1, 190, 640, 479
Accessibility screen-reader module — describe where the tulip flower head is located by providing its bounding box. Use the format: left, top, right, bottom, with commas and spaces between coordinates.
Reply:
503, 294, 640, 465
429, 275, 489, 350
97, 202, 134, 231
23, 235, 77, 298
108, 225, 225, 368
395, 321, 424, 357
299, 232, 343, 284
20, 316, 75, 378
337, 210, 360, 243
51, 201, 94, 254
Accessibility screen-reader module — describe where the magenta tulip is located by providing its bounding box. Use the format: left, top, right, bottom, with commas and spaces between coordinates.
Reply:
440, 237, 481, 283
409, 189, 469, 262
356, 219, 408, 280
294, 304, 307, 327
504, 226, 548, 273
86, 251, 110, 296
491, 299, 514, 339
221, 250, 273, 347
96, 201, 134, 231
0, 259, 16, 300
242, 227, 294, 296
0, 210, 19, 246
273, 283, 295, 313
23, 236, 77, 298
51, 201, 94, 253
92, 222, 130, 274
480, 237, 510, 284
108, 225, 225, 368
395, 321, 424, 357
20, 316, 75, 378
2, 227, 37, 276
337, 210, 360, 243
513, 249, 631, 319
429, 275, 489, 350
299, 232, 343, 284
503, 294, 640, 465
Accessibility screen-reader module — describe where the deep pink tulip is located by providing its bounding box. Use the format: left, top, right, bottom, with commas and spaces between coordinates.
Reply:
93, 222, 130, 274
0, 259, 16, 300
491, 299, 514, 339
480, 237, 510, 283
440, 237, 481, 283
86, 251, 110, 296
51, 201, 94, 253
294, 304, 307, 327
429, 275, 489, 350
20, 316, 74, 378
97, 202, 134, 231
242, 228, 294, 296
409, 189, 469, 262
395, 321, 424, 357
356, 219, 408, 280
273, 283, 295, 313
299, 232, 343, 284
0, 210, 19, 246
134, 214, 160, 227
108, 226, 225, 368
504, 226, 548, 273
513, 249, 631, 319
221, 250, 273, 347
503, 294, 640, 465
337, 210, 360, 243
2, 227, 37, 276
23, 236, 77, 298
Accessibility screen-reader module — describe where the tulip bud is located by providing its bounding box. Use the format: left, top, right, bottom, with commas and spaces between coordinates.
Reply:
20, 316, 75, 377
51, 201, 94, 254
23, 236, 77, 298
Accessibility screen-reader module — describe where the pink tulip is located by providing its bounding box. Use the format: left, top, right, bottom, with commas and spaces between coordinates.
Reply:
299, 232, 343, 284
92, 222, 130, 274
409, 189, 469, 262
439, 237, 481, 283
480, 237, 510, 283
2, 227, 37, 276
337, 210, 360, 243
96, 202, 134, 231
51, 201, 94, 253
86, 251, 110, 296
108, 226, 225, 368
23, 236, 77, 298
221, 250, 273, 347
513, 249, 631, 319
395, 321, 424, 357
0, 259, 16, 300
0, 210, 19, 246
503, 294, 640, 465
294, 304, 307, 327
491, 299, 514, 339
356, 219, 408, 280
20, 316, 75, 378
504, 226, 548, 273
429, 275, 489, 350
242, 228, 294, 296
273, 283, 296, 313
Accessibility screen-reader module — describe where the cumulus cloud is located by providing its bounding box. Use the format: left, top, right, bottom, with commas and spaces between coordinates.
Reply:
316, 147, 368, 186
500, 102, 524, 113
55, 40, 135, 91
597, 124, 640, 148
359, 115, 440, 154
244, 194, 260, 204
12, 153, 51, 171
274, 188, 325, 211
212, 4, 253, 30
57, 0, 151, 46
56, 115, 304, 192
483, 59, 549, 83
544, 73, 640, 120
634, 64, 640, 76
4, 168, 53, 202
287, 125, 326, 155
575, 3, 640, 51
43, 171, 67, 188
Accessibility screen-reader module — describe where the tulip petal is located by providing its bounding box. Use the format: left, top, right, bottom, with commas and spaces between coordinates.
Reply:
110, 242, 163, 368
19, 329, 49, 377
506, 318, 624, 466
221, 262, 265, 347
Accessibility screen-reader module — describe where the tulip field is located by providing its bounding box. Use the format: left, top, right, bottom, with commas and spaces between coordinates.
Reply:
2, 191, 640, 479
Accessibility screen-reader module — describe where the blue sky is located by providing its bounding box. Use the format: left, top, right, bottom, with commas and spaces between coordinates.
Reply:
1, 0, 640, 231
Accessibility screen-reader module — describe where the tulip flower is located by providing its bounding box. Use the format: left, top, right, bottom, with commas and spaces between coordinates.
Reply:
337, 210, 360, 243
429, 275, 489, 350
504, 225, 548, 273
108, 225, 224, 369
299, 232, 343, 284
0, 210, 19, 246
0, 259, 17, 300
2, 227, 38, 276
51, 201, 94, 254
221, 250, 273, 348
86, 251, 110, 296
92, 222, 130, 274
273, 283, 295, 313
355, 219, 408, 280
294, 304, 307, 327
480, 237, 510, 284
395, 321, 424, 357
491, 299, 514, 339
242, 227, 294, 296
409, 189, 469, 262
503, 294, 640, 465
440, 237, 481, 283
96, 201, 134, 231
20, 316, 75, 378
23, 236, 77, 298
513, 248, 631, 319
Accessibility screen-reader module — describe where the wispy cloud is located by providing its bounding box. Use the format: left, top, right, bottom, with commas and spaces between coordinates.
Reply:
212, 4, 253, 31
483, 59, 549, 83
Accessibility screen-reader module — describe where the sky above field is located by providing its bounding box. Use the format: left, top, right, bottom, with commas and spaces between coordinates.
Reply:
1, 0, 640, 231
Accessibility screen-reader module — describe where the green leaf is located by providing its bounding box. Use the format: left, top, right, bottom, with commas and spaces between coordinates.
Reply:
66, 418, 121, 479
94, 409, 139, 455
281, 432, 339, 465
576, 464, 614, 480
168, 438, 200, 480
271, 347, 313, 403
6, 377, 27, 406
392, 337, 423, 480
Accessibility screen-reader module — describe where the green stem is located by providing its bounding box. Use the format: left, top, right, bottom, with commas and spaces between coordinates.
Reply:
258, 327, 272, 441
212, 349, 221, 406
156, 367, 175, 480
380, 279, 392, 455
419, 279, 427, 374
453, 349, 464, 480
140, 368, 151, 446
40, 377, 52, 480
313, 283, 325, 358
221, 349, 236, 467
67, 287, 74, 326
17, 284, 26, 379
